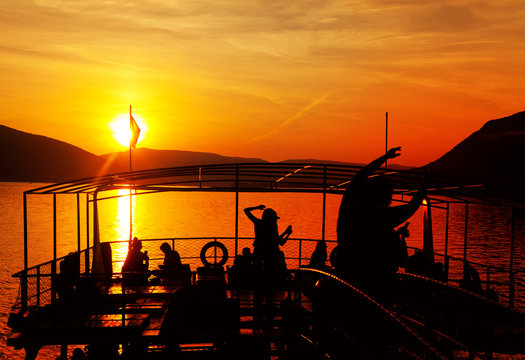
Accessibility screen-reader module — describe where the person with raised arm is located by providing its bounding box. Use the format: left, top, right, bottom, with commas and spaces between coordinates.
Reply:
244, 204, 293, 326
335, 147, 427, 293
244, 204, 292, 271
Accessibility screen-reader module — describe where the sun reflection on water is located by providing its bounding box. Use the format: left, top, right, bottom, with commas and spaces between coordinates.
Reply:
110, 189, 136, 272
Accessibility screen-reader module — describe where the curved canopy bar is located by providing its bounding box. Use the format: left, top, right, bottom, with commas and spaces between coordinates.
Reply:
23, 162, 523, 208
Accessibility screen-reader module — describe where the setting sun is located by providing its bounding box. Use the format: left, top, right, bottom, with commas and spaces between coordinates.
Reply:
109, 113, 147, 147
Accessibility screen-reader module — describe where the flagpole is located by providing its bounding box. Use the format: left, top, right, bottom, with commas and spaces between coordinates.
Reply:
385, 111, 388, 169
129, 105, 133, 245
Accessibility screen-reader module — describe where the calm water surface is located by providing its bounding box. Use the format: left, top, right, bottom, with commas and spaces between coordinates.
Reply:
1, 182, 524, 359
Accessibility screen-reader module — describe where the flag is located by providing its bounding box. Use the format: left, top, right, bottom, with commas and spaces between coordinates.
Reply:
130, 113, 141, 149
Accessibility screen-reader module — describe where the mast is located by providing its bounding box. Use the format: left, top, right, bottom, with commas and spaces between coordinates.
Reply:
129, 105, 133, 244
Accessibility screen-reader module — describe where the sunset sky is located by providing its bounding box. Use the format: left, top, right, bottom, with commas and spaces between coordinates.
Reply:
1, 0, 524, 166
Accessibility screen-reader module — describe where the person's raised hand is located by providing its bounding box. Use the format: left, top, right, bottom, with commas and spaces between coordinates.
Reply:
386, 147, 402, 159
258, 204, 266, 210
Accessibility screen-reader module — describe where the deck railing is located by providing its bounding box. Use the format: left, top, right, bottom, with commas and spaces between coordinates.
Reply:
11, 237, 525, 311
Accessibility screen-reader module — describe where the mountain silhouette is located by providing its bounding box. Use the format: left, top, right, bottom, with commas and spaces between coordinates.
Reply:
2, 111, 524, 187
424, 111, 525, 190
0, 125, 106, 182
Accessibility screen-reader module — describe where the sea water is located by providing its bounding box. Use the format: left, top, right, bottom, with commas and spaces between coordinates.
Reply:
1, 182, 524, 359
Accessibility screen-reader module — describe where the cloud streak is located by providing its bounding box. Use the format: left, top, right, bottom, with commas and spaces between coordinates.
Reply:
244, 91, 333, 144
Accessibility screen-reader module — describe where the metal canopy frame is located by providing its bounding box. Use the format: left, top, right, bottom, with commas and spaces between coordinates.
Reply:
22, 162, 515, 206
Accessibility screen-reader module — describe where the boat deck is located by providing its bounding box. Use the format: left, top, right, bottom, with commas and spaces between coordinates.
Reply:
8, 273, 305, 359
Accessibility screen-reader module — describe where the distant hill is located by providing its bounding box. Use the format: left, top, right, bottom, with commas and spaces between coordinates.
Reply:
101, 148, 267, 172
0, 125, 106, 182
3, 110, 525, 187
423, 111, 525, 190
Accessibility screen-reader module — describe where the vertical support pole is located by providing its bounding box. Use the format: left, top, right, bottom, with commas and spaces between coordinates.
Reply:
129, 106, 133, 245
86, 194, 90, 274
122, 281, 126, 327
509, 207, 515, 308
36, 267, 41, 306
60, 344, 68, 360
298, 239, 303, 267
52, 194, 57, 304
77, 193, 81, 254
322, 165, 327, 242
385, 112, 388, 169
22, 193, 28, 310
235, 165, 239, 256
444, 202, 450, 280
463, 203, 469, 270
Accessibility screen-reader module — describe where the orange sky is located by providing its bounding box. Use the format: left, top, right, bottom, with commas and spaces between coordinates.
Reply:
1, 1, 524, 166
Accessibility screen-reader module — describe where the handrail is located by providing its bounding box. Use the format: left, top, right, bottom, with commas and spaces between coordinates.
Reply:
296, 268, 448, 360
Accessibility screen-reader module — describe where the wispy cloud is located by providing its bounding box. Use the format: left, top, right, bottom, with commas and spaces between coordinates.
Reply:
244, 91, 333, 144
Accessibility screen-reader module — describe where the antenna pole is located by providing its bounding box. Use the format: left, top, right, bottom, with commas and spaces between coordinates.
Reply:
385, 111, 388, 169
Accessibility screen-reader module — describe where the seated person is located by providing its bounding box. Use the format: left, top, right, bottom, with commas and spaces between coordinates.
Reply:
308, 240, 328, 270
405, 249, 431, 277
233, 247, 253, 270
153, 242, 190, 285
122, 237, 149, 285
159, 242, 182, 272
228, 247, 255, 288
460, 262, 483, 294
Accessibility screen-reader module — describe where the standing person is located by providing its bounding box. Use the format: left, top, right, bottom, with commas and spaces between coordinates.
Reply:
244, 205, 292, 273
336, 147, 426, 294
244, 204, 292, 326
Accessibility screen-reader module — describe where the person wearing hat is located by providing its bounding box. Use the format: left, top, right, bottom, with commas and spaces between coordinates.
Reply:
244, 205, 292, 271
244, 204, 292, 326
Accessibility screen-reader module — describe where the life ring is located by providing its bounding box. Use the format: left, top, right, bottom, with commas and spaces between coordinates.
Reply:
200, 241, 229, 267
329, 246, 338, 268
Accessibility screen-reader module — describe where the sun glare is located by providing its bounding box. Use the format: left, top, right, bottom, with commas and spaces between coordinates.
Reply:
109, 113, 147, 147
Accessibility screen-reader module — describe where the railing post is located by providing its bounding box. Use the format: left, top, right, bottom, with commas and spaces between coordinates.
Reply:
463, 203, 469, 280
36, 267, 41, 306
214, 237, 218, 264
52, 194, 57, 304
444, 202, 450, 280
298, 239, 303, 267
22, 193, 28, 310
235, 165, 239, 256
86, 194, 90, 274
509, 207, 515, 308
77, 193, 81, 253
322, 165, 327, 242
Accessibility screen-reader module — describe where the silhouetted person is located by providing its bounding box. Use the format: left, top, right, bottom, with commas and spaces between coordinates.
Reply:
461, 262, 482, 294
71, 347, 87, 360
122, 237, 149, 285
159, 242, 182, 272
234, 247, 254, 270
244, 205, 292, 275
55, 252, 80, 303
406, 249, 432, 277
245, 204, 292, 326
228, 247, 255, 288
336, 147, 426, 293
309, 240, 328, 269
431, 262, 447, 282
